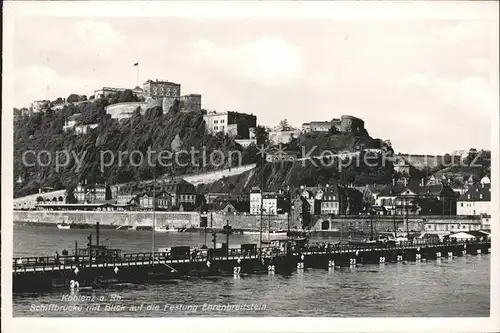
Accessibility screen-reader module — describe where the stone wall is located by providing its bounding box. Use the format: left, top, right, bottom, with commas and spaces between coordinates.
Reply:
311, 215, 482, 233
13, 210, 200, 228
13, 190, 67, 210
395, 154, 446, 170
339, 115, 365, 133
208, 212, 299, 230
13, 210, 481, 232
105, 102, 148, 119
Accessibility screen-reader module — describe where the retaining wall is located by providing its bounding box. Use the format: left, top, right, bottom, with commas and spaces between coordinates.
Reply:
13, 210, 482, 233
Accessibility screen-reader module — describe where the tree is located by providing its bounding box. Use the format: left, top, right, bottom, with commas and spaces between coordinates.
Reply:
254, 125, 269, 146
118, 90, 135, 103
278, 118, 292, 131
67, 94, 80, 103
79, 95, 88, 102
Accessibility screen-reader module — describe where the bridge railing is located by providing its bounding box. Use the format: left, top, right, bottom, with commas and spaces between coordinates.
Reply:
13, 239, 486, 272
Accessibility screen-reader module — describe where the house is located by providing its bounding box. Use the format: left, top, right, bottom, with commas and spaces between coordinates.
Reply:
221, 201, 250, 213
31, 100, 50, 113
423, 219, 481, 233
457, 183, 491, 216
63, 113, 83, 132
157, 178, 196, 207
393, 158, 411, 175
320, 185, 341, 215
354, 184, 385, 208
203, 111, 256, 138
117, 193, 138, 205
74, 182, 107, 203
377, 180, 457, 216
262, 193, 278, 215
250, 187, 262, 215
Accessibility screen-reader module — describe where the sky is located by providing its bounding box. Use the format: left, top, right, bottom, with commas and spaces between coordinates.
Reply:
12, 14, 498, 155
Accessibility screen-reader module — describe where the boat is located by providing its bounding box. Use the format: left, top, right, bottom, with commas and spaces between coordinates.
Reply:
57, 222, 71, 230
154, 226, 178, 233
116, 225, 137, 231
243, 230, 261, 235
269, 230, 288, 237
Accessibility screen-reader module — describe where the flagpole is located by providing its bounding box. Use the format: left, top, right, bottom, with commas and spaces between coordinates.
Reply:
136, 64, 139, 87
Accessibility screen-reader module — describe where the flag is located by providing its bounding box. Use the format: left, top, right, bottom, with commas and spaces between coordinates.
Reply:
134, 63, 139, 66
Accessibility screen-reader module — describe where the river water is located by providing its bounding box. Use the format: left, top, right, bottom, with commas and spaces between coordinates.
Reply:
12, 224, 490, 317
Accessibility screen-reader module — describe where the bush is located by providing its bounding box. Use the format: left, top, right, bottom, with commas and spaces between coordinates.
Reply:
67, 94, 80, 103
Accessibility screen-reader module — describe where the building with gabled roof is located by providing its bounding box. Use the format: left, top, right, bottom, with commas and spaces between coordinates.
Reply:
457, 183, 491, 216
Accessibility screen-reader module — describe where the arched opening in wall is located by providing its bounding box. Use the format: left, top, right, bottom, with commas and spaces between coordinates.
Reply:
321, 220, 330, 230
58, 196, 64, 202
52, 197, 57, 202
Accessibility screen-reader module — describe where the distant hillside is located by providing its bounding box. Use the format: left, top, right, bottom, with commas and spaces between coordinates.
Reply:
198, 130, 396, 194
13, 94, 253, 197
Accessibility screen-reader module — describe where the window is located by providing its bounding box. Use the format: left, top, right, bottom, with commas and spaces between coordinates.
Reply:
214, 120, 218, 124
461, 203, 463, 207
480, 194, 483, 199
214, 126, 218, 130
467, 194, 471, 199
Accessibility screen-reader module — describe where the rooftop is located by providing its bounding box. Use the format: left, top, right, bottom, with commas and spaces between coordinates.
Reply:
459, 184, 491, 202
144, 79, 180, 85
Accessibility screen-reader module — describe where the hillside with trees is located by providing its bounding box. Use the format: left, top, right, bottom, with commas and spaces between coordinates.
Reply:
13, 90, 254, 197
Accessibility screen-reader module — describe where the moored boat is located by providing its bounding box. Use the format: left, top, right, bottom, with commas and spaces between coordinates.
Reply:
154, 226, 178, 233
56, 222, 71, 230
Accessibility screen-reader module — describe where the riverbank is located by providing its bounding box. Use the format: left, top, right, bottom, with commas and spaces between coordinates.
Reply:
12, 210, 483, 233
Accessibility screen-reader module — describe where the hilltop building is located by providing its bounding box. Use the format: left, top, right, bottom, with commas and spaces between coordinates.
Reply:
203, 111, 257, 138
143, 79, 181, 99
301, 115, 365, 134
269, 128, 301, 145
31, 100, 50, 113
94, 87, 128, 99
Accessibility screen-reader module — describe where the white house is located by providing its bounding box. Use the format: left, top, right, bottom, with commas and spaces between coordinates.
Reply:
457, 183, 491, 216
262, 193, 278, 215
63, 113, 82, 132
250, 187, 262, 215
75, 123, 98, 135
